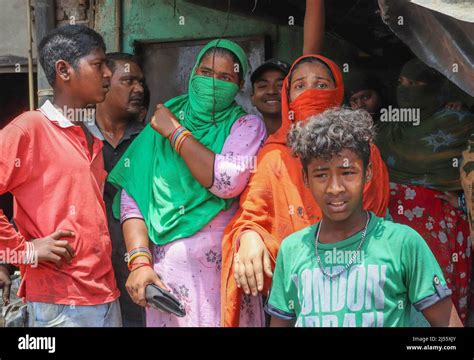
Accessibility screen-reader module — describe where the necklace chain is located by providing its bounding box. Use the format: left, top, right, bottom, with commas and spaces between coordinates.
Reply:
314, 212, 370, 278
97, 125, 117, 139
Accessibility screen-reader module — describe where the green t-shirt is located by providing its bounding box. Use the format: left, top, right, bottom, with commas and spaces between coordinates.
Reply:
266, 213, 451, 327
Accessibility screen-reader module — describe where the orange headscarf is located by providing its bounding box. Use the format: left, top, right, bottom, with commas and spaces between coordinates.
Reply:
220, 55, 389, 327
267, 54, 344, 145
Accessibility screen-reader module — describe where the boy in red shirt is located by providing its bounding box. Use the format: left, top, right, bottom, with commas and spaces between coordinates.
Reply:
0, 24, 120, 327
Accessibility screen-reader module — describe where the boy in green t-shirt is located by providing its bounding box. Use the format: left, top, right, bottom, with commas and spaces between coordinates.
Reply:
265, 107, 462, 327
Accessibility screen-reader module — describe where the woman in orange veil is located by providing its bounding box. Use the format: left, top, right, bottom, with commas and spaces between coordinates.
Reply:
220, 55, 390, 327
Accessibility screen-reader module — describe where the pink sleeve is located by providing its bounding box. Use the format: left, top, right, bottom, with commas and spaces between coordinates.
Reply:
120, 189, 144, 224
208, 114, 267, 199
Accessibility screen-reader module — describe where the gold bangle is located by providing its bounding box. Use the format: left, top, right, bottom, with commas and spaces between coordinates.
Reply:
128, 252, 152, 267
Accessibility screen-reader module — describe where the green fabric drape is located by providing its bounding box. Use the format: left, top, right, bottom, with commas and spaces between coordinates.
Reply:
108, 39, 248, 245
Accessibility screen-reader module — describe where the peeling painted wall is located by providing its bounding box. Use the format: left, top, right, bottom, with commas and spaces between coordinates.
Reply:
95, 0, 304, 62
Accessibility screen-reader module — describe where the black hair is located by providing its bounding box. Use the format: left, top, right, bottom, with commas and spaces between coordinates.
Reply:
344, 70, 387, 107
38, 24, 106, 86
251, 67, 286, 93
287, 107, 374, 171
200, 47, 243, 82
106, 52, 139, 74
288, 57, 335, 86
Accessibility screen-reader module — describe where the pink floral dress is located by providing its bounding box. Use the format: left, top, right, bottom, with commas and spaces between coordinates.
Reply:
121, 115, 267, 327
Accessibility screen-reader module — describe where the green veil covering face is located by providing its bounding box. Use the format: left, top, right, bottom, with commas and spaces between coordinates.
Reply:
108, 39, 249, 245
377, 58, 474, 190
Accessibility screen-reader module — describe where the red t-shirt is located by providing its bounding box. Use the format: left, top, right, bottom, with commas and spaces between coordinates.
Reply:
0, 101, 119, 305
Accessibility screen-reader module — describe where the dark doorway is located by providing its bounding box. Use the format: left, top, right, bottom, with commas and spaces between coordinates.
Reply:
0, 72, 33, 129
0, 72, 34, 220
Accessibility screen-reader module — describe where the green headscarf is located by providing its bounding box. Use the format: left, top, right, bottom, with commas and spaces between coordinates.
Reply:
108, 39, 248, 245
377, 58, 474, 191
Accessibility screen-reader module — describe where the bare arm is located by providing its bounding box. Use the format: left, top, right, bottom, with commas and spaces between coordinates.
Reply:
303, 0, 325, 55
422, 297, 463, 327
270, 317, 296, 327
179, 135, 215, 188
122, 218, 150, 254
122, 218, 168, 307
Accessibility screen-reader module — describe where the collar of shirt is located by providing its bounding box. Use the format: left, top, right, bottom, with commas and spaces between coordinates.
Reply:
121, 120, 144, 141
94, 117, 144, 147
39, 100, 105, 141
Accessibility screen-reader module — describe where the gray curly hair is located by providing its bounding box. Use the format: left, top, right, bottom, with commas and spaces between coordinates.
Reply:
287, 107, 375, 169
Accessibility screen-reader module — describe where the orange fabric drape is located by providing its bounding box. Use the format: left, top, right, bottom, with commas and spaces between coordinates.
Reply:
221, 55, 390, 327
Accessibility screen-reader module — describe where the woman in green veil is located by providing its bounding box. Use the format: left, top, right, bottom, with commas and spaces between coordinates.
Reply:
108, 39, 267, 327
